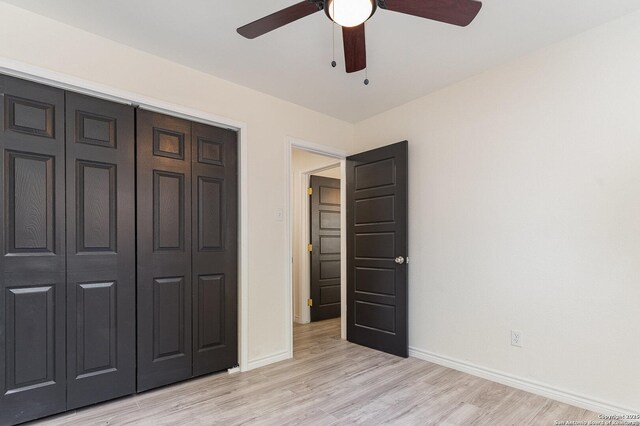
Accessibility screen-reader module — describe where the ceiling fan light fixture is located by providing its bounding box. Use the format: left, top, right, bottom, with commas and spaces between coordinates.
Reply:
326, 0, 375, 28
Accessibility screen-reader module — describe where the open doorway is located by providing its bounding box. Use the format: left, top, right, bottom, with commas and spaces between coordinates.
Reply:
289, 143, 346, 352
286, 139, 409, 360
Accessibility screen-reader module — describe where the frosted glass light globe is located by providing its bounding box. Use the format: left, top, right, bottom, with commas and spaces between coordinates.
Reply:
327, 0, 374, 28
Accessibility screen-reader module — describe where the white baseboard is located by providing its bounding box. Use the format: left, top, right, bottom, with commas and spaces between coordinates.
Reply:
409, 347, 637, 416
246, 350, 291, 371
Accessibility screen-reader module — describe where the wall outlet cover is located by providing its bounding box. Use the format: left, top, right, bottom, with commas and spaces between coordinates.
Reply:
511, 330, 523, 347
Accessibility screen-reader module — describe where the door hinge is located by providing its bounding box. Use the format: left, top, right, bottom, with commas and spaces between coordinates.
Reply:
307, 298, 313, 307
307, 187, 313, 195
308, 243, 313, 252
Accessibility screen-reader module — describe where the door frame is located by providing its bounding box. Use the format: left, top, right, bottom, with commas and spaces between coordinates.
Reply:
285, 138, 347, 356
298, 162, 340, 324
0, 59, 251, 372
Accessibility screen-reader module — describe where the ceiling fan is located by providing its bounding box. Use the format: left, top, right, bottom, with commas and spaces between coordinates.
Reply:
237, 0, 483, 74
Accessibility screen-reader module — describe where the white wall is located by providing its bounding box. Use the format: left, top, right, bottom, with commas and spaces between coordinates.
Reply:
291, 148, 340, 324
354, 10, 640, 412
0, 3, 354, 368
2, 0, 639, 414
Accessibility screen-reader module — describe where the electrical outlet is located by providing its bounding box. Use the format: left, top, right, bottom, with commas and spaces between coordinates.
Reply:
511, 330, 523, 347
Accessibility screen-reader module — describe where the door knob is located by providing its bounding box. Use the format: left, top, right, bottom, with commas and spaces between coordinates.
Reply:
395, 256, 405, 265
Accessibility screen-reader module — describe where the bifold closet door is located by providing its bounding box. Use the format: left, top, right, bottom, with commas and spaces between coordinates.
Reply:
0, 76, 67, 424
65, 93, 136, 409
137, 110, 239, 391
137, 110, 193, 392
191, 123, 238, 376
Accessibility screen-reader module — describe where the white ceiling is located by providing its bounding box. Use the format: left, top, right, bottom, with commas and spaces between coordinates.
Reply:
4, 0, 640, 122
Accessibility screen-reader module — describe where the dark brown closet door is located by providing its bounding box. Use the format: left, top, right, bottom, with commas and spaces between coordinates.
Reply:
191, 123, 238, 376
65, 93, 136, 408
310, 175, 341, 322
0, 76, 67, 424
136, 110, 193, 392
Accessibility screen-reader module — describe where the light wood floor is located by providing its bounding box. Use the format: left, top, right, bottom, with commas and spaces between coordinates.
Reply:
34, 318, 599, 425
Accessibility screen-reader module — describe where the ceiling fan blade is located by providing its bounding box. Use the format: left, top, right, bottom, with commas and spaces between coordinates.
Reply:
343, 24, 367, 73
379, 0, 482, 27
237, 1, 321, 39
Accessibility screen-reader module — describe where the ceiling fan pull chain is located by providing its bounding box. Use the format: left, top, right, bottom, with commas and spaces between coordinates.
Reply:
331, 21, 337, 68
364, 24, 370, 85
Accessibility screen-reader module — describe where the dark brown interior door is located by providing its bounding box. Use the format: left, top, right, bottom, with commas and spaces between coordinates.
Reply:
191, 122, 238, 376
310, 175, 341, 321
136, 110, 193, 392
65, 93, 136, 408
346, 141, 408, 357
0, 76, 67, 424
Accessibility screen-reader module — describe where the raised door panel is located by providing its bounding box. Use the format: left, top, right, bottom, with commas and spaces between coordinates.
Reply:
154, 128, 185, 160
320, 211, 340, 230
355, 195, 395, 225
354, 300, 396, 333
75, 282, 117, 377
5, 96, 55, 139
195, 275, 225, 352
319, 185, 340, 205
191, 122, 237, 377
354, 233, 395, 259
76, 161, 116, 252
154, 171, 185, 251
320, 235, 341, 254
355, 267, 396, 295
137, 110, 192, 392
4, 286, 55, 392
76, 111, 116, 148
198, 177, 223, 251
1, 75, 66, 425
320, 260, 340, 280
354, 158, 395, 190
5, 151, 54, 254
153, 277, 186, 361
65, 92, 135, 409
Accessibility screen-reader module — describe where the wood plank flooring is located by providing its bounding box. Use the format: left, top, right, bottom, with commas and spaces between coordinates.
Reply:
33, 319, 600, 425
